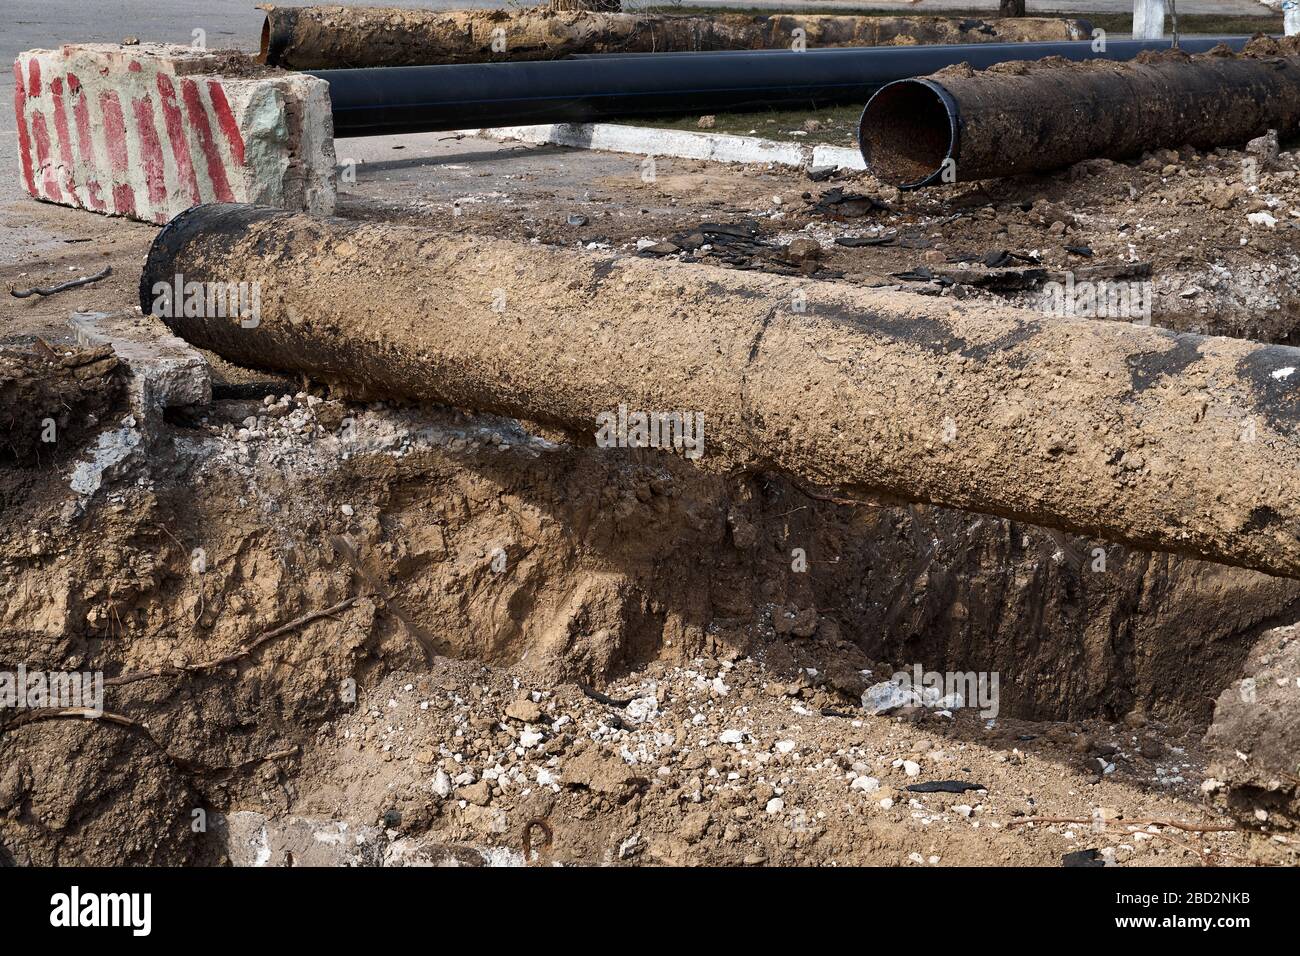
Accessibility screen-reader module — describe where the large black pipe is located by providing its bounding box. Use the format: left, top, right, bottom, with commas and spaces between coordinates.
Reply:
859, 42, 1300, 188
314, 37, 1251, 138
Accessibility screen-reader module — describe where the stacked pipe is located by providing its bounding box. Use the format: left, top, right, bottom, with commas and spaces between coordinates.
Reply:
313, 37, 1250, 137
259, 5, 1094, 69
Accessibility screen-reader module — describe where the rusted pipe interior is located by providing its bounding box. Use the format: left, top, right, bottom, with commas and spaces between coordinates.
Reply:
858, 79, 959, 189
258, 12, 296, 66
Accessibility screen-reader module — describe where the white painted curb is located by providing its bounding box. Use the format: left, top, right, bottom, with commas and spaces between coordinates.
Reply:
461, 123, 866, 172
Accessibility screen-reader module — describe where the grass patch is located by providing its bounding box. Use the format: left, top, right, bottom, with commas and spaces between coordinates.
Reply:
615, 104, 864, 146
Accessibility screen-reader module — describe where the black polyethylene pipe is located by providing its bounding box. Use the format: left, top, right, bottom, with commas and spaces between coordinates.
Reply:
859, 45, 1300, 188
314, 37, 1249, 137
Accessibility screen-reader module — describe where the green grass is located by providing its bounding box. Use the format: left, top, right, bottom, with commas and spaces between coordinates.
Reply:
617, 104, 864, 146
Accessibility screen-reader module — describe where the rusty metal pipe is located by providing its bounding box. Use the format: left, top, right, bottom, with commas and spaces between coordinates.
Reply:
859, 45, 1300, 188
259, 5, 1094, 70
142, 204, 1300, 579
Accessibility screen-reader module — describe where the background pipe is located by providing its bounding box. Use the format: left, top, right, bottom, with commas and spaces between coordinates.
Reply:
859, 42, 1300, 188
260, 5, 1092, 70
314, 36, 1250, 137
143, 204, 1300, 579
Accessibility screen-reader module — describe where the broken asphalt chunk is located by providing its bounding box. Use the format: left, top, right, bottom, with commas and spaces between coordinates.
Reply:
906, 780, 987, 794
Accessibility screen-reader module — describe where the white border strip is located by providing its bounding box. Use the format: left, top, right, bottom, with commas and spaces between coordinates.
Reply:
459, 122, 866, 171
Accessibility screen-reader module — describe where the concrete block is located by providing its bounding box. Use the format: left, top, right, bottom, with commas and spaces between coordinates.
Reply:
70, 310, 211, 413
63, 310, 210, 500
13, 44, 336, 223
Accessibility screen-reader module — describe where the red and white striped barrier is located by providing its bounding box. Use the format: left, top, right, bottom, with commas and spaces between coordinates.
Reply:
13, 44, 336, 224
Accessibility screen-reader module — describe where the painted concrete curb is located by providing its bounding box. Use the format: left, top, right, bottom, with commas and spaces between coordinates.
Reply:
464, 123, 867, 172
13, 44, 336, 224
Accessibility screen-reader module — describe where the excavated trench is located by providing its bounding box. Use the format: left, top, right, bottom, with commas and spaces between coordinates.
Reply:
2, 341, 1296, 863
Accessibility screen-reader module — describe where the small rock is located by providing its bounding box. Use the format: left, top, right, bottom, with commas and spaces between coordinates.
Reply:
431, 769, 452, 798
505, 698, 542, 722
458, 780, 491, 806
1246, 129, 1280, 168
680, 810, 711, 843
786, 237, 824, 261
697, 115, 716, 129
639, 242, 680, 256
851, 775, 880, 793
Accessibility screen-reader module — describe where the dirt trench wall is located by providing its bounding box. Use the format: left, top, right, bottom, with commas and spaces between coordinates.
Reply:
2, 389, 1296, 863
0, 343, 123, 464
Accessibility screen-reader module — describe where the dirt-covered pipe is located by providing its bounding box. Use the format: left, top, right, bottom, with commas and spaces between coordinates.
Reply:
142, 204, 1300, 579
259, 5, 1092, 69
859, 41, 1300, 188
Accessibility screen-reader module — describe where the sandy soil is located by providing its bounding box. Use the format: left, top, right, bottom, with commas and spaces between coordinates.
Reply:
2, 127, 1299, 866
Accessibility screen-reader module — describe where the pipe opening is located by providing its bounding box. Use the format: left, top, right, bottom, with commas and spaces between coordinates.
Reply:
858, 79, 957, 190
259, 16, 270, 64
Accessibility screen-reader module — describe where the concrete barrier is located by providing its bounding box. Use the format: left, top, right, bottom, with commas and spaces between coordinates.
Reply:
12, 44, 336, 224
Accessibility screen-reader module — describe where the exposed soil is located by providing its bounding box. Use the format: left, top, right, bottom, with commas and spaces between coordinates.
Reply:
0, 342, 122, 463
3, 123, 1300, 866
1, 392, 1294, 866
